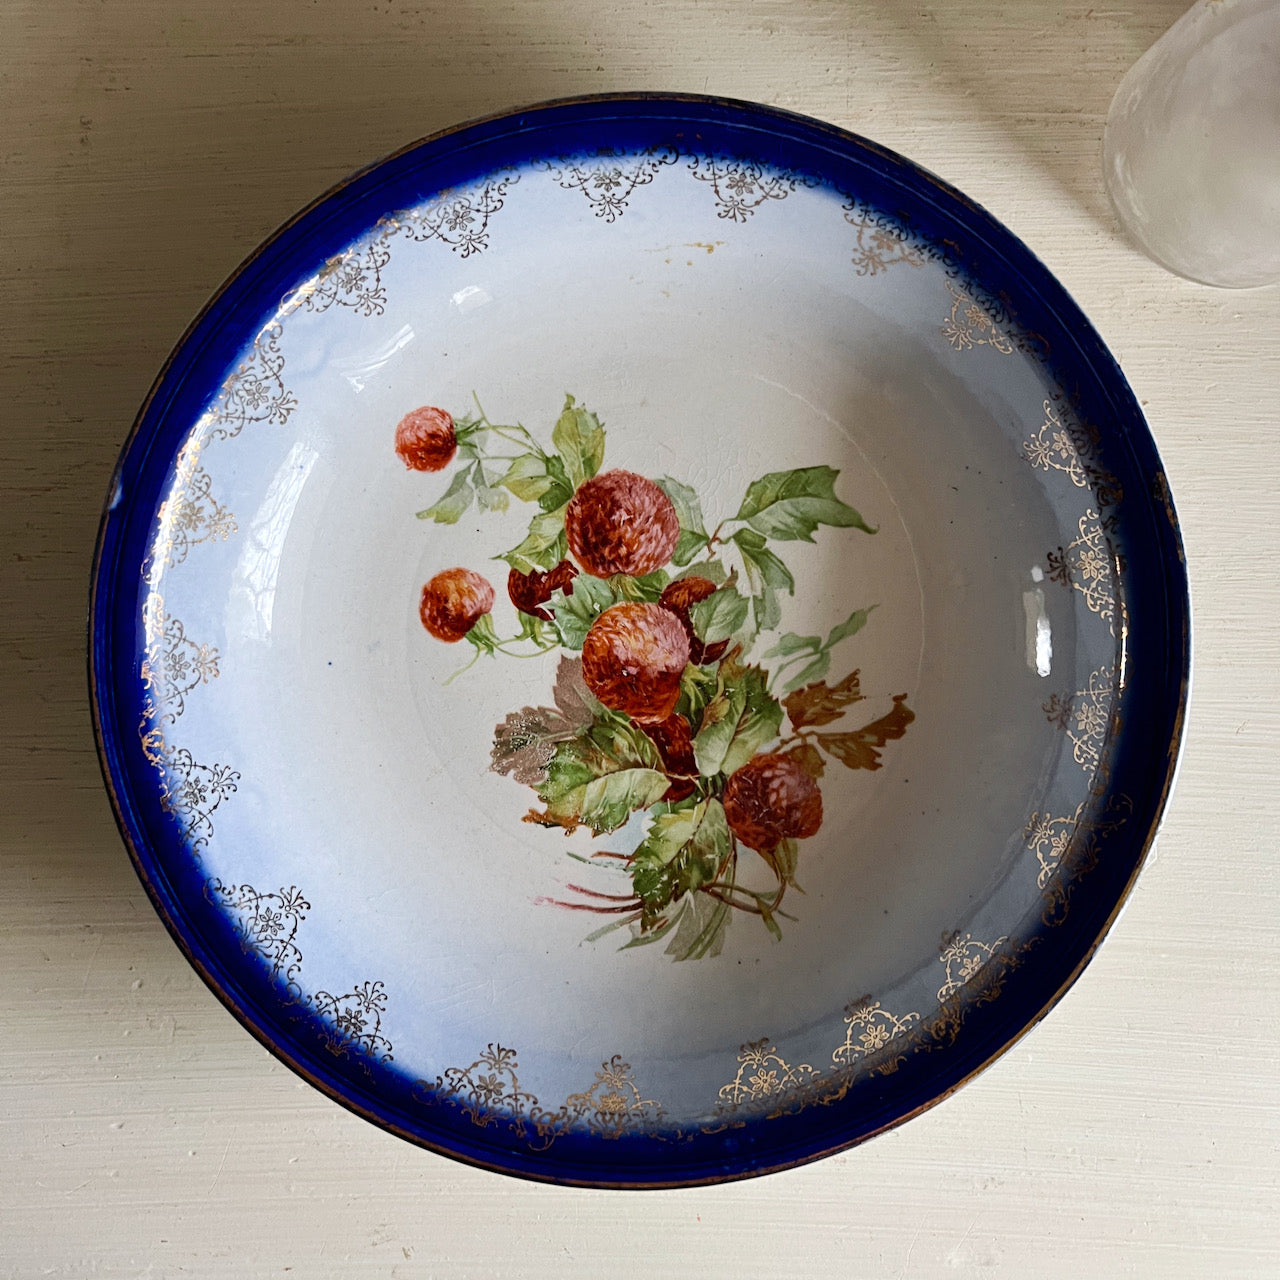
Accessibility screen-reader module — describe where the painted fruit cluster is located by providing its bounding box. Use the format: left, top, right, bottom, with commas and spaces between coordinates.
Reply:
401, 394, 913, 960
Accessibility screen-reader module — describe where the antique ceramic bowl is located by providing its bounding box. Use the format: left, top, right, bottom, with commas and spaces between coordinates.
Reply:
91, 95, 1189, 1187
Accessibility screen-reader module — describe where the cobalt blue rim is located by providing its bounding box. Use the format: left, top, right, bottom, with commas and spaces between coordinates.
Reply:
89, 93, 1190, 1188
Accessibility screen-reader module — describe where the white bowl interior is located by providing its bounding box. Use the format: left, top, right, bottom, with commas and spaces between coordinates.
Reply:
139, 159, 1116, 1127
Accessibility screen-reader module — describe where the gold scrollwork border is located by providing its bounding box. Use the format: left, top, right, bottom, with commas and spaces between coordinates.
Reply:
1025, 793, 1135, 926
703, 930, 1034, 1132
688, 155, 818, 221
205, 877, 393, 1075
143, 439, 237, 585
1043, 663, 1118, 780
419, 1046, 667, 1150
538, 146, 679, 222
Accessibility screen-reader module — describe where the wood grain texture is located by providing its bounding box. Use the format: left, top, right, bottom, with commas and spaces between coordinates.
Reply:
2, 1, 1278, 1275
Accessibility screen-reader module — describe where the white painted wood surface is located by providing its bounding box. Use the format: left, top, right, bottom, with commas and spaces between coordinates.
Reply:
3, 2, 1278, 1274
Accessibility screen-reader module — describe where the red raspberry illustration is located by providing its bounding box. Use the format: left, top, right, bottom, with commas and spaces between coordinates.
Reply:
395, 406, 457, 472
580, 602, 690, 722
508, 559, 579, 621
658, 576, 731, 666
644, 712, 698, 803
419, 568, 494, 642
565, 470, 680, 578
722, 753, 823, 852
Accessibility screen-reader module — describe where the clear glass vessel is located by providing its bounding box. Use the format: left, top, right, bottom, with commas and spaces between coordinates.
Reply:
1104, 0, 1280, 288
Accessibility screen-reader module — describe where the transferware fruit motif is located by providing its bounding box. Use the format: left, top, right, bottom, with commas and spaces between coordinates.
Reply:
405, 394, 914, 960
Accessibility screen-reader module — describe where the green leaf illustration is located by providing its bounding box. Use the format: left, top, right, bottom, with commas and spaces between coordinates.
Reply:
759, 836, 800, 888
825, 605, 875, 649
688, 584, 750, 645
692, 659, 784, 777
675, 559, 728, 586
735, 466, 875, 542
631, 799, 730, 931
547, 574, 616, 649
634, 807, 702, 869
732, 528, 794, 633
463, 612, 500, 653
495, 452, 573, 511
497, 453, 550, 502
665, 891, 730, 961
588, 712, 662, 771
499, 504, 569, 574
719, 665, 785, 776
609, 569, 670, 602
692, 685, 748, 776
537, 455, 574, 512
779, 650, 831, 694
655, 476, 710, 566
762, 632, 821, 659
495, 453, 545, 499
769, 606, 877, 693
684, 798, 730, 892
551, 395, 605, 488
579, 768, 669, 834
676, 662, 718, 724
416, 464, 475, 523
531, 716, 664, 833
474, 475, 510, 513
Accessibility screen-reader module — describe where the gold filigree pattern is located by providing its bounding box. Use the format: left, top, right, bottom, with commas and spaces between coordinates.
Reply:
138, 724, 240, 854
311, 980, 394, 1071
381, 171, 520, 257
373, 931, 1034, 1143
1025, 794, 1134, 925
289, 241, 393, 316
940, 277, 1015, 353
204, 880, 310, 993
832, 997, 921, 1076
843, 199, 926, 275
1046, 510, 1118, 636
203, 878, 394, 1068
540, 147, 679, 222
937, 931, 1010, 999
135, 600, 236, 854
710, 932, 1026, 1129
427, 1046, 666, 1149
687, 156, 816, 221
541, 1055, 666, 1142
433, 1044, 533, 1132
703, 1039, 822, 1127
140, 594, 220, 723
921, 935, 1034, 1052
281, 174, 520, 317
144, 439, 237, 583
1021, 398, 1124, 507
202, 322, 297, 444
1043, 664, 1117, 776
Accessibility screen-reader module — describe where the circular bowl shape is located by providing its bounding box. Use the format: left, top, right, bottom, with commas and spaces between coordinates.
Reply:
90, 95, 1189, 1188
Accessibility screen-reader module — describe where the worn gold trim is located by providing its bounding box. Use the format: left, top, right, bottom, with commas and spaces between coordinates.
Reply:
423, 1046, 667, 1149
142, 440, 236, 584
537, 146, 678, 221
1046, 509, 1118, 636
689, 154, 817, 221
844, 198, 926, 275
1043, 664, 1117, 777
